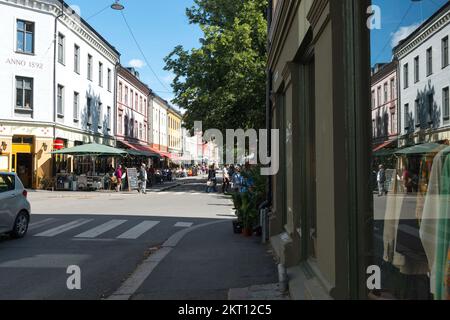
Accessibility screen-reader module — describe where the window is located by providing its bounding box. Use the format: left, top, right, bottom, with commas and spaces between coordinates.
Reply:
125, 86, 129, 106
58, 33, 65, 64
427, 94, 434, 124
404, 103, 409, 130
144, 99, 147, 115
73, 92, 79, 121
74, 45, 80, 74
414, 56, 419, 83
135, 93, 138, 110
107, 69, 112, 92
426, 47, 433, 76
98, 102, 103, 129
371, 91, 375, 108
391, 113, 395, 134
15, 76, 33, 110
390, 78, 395, 100
403, 64, 409, 88
124, 115, 129, 136
140, 96, 143, 113
415, 99, 420, 127
16, 20, 34, 54
139, 123, 143, 140
57, 85, 64, 117
87, 54, 93, 80
384, 82, 388, 103
377, 86, 381, 107
0, 174, 15, 193
107, 106, 111, 131
118, 113, 123, 135
119, 82, 123, 103
443, 36, 449, 68
130, 90, 134, 108
99, 62, 103, 87
135, 120, 138, 138
87, 97, 92, 125
443, 87, 449, 120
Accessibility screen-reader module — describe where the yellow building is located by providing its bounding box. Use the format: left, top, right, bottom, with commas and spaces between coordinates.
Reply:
167, 107, 183, 157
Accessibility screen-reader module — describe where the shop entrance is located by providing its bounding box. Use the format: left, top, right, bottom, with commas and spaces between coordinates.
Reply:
12, 136, 34, 189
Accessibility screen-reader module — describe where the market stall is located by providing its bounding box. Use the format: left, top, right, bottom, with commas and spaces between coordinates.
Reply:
51, 143, 128, 191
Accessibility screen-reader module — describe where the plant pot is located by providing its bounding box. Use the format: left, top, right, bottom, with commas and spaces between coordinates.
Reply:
242, 228, 252, 237
232, 220, 242, 234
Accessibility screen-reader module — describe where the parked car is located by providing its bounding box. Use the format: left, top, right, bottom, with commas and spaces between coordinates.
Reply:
0, 173, 31, 238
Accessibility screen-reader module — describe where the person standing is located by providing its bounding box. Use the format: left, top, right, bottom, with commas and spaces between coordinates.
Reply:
139, 163, 148, 194
207, 165, 217, 193
222, 165, 230, 193
115, 165, 123, 192
377, 164, 387, 196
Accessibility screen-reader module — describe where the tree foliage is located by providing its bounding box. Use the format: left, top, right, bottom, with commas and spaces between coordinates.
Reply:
164, 0, 268, 134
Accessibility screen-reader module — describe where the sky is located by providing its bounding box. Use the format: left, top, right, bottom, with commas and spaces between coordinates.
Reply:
65, 0, 449, 107
65, 0, 202, 106
371, 0, 449, 66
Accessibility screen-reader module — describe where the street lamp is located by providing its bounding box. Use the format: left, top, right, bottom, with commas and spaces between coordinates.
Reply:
111, 0, 125, 11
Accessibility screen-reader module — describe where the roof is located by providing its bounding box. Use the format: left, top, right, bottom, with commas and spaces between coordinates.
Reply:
371, 60, 397, 85
56, 0, 120, 57
394, 1, 450, 54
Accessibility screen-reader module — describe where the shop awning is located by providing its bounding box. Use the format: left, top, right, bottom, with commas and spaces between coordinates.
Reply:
118, 141, 160, 158
51, 143, 127, 156
373, 139, 397, 152
394, 143, 447, 155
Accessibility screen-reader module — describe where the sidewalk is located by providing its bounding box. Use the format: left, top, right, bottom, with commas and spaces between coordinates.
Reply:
129, 220, 284, 300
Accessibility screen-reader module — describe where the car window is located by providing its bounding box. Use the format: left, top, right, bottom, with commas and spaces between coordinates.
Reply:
0, 175, 15, 193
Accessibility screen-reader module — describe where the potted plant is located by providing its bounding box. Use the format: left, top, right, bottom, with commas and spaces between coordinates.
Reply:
240, 192, 258, 237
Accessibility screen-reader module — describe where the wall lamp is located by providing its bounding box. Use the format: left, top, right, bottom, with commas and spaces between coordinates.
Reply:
1, 141, 7, 151
42, 142, 48, 152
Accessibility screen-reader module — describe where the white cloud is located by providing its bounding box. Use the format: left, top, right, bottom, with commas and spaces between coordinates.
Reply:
391, 23, 420, 48
128, 59, 146, 69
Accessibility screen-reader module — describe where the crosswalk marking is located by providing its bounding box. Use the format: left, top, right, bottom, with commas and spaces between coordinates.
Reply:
34, 219, 93, 237
117, 221, 160, 240
174, 222, 193, 228
29, 218, 56, 231
75, 219, 127, 238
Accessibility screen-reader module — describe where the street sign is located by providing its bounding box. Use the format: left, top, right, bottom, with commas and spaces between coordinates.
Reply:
127, 168, 139, 192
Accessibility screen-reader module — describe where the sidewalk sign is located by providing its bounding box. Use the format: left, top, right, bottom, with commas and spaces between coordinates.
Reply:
127, 168, 139, 191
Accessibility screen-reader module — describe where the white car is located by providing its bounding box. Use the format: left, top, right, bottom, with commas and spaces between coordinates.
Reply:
0, 173, 31, 238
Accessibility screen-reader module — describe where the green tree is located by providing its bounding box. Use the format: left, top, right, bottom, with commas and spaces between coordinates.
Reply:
164, 0, 268, 134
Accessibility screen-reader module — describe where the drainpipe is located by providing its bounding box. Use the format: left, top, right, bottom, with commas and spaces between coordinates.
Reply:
266, 0, 273, 209
52, 0, 65, 177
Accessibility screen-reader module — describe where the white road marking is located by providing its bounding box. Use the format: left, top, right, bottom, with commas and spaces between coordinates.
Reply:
29, 218, 56, 231
117, 221, 160, 240
174, 222, 193, 228
75, 219, 127, 238
34, 219, 93, 237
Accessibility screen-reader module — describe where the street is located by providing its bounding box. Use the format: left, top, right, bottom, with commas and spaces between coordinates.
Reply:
0, 178, 276, 300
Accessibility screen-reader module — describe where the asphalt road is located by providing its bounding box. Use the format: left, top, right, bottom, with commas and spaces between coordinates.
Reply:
0, 178, 238, 300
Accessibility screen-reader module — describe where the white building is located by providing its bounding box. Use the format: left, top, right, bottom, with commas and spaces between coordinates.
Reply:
150, 94, 168, 153
395, 2, 450, 147
0, 0, 120, 188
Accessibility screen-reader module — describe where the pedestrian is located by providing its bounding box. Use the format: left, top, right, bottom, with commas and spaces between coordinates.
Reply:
232, 167, 243, 193
377, 164, 387, 197
207, 164, 217, 193
222, 165, 230, 193
139, 163, 148, 194
115, 165, 123, 192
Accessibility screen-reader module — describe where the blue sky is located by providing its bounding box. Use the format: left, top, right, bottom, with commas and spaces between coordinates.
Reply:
371, 0, 449, 66
66, 0, 449, 106
66, 0, 201, 104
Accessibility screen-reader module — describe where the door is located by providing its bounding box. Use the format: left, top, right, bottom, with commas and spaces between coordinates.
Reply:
16, 153, 32, 189
0, 174, 17, 232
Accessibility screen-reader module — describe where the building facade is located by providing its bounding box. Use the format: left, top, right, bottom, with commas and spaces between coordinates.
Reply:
149, 95, 168, 153
167, 107, 182, 157
115, 65, 150, 151
0, 0, 119, 188
267, 0, 371, 299
395, 2, 450, 147
371, 61, 399, 148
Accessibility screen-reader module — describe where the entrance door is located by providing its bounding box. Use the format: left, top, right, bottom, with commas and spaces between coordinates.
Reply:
16, 153, 32, 188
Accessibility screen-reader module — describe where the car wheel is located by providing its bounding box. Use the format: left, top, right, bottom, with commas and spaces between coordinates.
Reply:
11, 211, 29, 239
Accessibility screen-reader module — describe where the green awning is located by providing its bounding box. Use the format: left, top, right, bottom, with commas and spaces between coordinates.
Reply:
51, 143, 128, 156
126, 149, 160, 158
394, 143, 447, 155
373, 149, 397, 157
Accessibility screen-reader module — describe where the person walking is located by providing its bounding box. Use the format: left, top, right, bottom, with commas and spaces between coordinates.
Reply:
207, 165, 217, 193
139, 163, 148, 194
222, 165, 230, 193
115, 165, 123, 192
377, 164, 387, 197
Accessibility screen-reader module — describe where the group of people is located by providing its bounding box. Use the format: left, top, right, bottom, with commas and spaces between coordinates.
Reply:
376, 164, 421, 196
111, 164, 173, 194
205, 164, 254, 194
